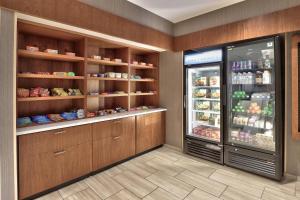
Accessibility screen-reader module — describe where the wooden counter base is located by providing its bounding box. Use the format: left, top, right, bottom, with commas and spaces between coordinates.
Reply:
18, 111, 166, 200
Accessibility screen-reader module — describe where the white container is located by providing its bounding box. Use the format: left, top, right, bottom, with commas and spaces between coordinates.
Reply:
263, 70, 271, 84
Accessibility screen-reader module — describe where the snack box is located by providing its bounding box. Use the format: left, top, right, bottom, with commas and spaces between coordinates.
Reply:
44, 49, 58, 54
113, 58, 122, 63
26, 46, 39, 52
147, 63, 153, 67
105, 72, 115, 78
122, 73, 128, 79
65, 52, 75, 56
139, 62, 146, 66
132, 61, 138, 65
91, 55, 101, 60
115, 73, 122, 78
103, 57, 110, 61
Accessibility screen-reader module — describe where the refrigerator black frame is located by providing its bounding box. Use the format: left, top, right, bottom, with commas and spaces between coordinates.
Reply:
183, 50, 225, 164
224, 36, 284, 180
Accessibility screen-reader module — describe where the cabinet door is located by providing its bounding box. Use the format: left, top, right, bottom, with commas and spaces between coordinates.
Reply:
62, 124, 92, 148
152, 112, 165, 147
136, 114, 155, 154
111, 117, 135, 163
136, 112, 165, 154
19, 151, 62, 199
62, 142, 92, 182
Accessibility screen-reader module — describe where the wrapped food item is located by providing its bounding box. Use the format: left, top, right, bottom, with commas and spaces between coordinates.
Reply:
86, 111, 96, 118
17, 117, 32, 127
53, 72, 67, 76
77, 109, 85, 119
115, 73, 122, 78
30, 88, 40, 97
103, 57, 110, 61
17, 88, 30, 98
113, 58, 122, 63
193, 89, 207, 98
36, 72, 51, 75
60, 112, 77, 120
47, 114, 64, 122
115, 107, 126, 113
68, 89, 82, 96
65, 52, 75, 56
139, 62, 146, 66
31, 115, 51, 124
26, 45, 39, 52
39, 88, 50, 97
122, 73, 128, 79
52, 88, 68, 96
105, 109, 117, 114
91, 55, 101, 60
105, 72, 115, 78
194, 77, 207, 86
44, 49, 58, 54
147, 63, 153, 67
67, 72, 75, 76
132, 61, 138, 65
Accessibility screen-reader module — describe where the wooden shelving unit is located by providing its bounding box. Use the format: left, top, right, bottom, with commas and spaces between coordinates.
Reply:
18, 73, 84, 80
16, 22, 160, 126
18, 49, 84, 62
17, 96, 85, 102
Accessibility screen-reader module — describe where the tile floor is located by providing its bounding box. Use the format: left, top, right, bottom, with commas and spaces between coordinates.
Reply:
36, 146, 300, 200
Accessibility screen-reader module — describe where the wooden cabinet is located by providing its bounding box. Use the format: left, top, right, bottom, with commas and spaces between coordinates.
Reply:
92, 117, 136, 171
136, 112, 165, 154
18, 124, 92, 199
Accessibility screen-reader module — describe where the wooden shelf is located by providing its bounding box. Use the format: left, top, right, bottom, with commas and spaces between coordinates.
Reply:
87, 58, 128, 66
87, 77, 129, 81
18, 50, 84, 62
130, 78, 155, 82
17, 96, 85, 102
130, 64, 157, 70
130, 92, 156, 96
88, 93, 128, 98
17, 74, 84, 80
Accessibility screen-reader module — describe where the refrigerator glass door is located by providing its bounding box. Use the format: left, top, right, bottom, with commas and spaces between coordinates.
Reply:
186, 65, 221, 143
227, 39, 276, 152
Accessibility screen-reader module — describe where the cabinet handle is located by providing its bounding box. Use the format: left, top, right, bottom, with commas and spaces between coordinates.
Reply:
113, 136, 121, 140
54, 150, 66, 156
53, 130, 66, 135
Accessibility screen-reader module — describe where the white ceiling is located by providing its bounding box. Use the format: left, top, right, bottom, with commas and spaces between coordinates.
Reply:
127, 0, 245, 23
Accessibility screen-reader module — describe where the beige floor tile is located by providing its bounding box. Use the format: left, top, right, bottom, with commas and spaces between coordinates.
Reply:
265, 181, 296, 196
58, 181, 88, 198
121, 160, 156, 178
151, 150, 179, 162
145, 157, 185, 176
296, 182, 300, 197
105, 166, 125, 177
221, 186, 260, 200
64, 188, 101, 200
106, 189, 141, 200
114, 171, 157, 198
185, 189, 220, 200
210, 172, 264, 198
262, 187, 300, 200
174, 158, 216, 177
143, 188, 181, 200
146, 172, 194, 199
85, 173, 123, 199
176, 170, 226, 197
35, 191, 62, 200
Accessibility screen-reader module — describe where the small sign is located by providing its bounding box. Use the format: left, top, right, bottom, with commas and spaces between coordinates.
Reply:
184, 49, 222, 65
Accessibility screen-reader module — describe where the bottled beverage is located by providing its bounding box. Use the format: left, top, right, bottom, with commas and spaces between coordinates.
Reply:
263, 70, 271, 84
264, 55, 271, 69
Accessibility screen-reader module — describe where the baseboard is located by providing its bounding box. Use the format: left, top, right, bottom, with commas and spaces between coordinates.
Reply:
163, 144, 183, 152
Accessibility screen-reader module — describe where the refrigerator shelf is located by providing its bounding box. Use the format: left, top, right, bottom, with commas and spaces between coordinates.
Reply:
232, 83, 272, 86
192, 86, 220, 89
192, 121, 220, 129
187, 133, 220, 143
192, 98, 220, 101
231, 124, 272, 131
232, 68, 272, 73
192, 110, 220, 114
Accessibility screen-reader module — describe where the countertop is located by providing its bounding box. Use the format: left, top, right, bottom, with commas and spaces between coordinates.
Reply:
17, 108, 167, 136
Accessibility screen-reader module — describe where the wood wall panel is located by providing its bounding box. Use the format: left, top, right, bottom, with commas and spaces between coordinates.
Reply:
0, 0, 173, 50
174, 5, 300, 51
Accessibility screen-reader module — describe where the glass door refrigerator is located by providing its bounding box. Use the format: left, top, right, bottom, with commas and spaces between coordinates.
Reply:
184, 49, 224, 164
224, 37, 283, 180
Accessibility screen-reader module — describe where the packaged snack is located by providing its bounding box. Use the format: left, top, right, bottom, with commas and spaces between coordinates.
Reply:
17, 88, 30, 98
91, 55, 101, 60
86, 112, 96, 118
122, 73, 128, 79
115, 107, 126, 113
65, 52, 75, 56
98, 73, 105, 78
39, 88, 50, 97
105, 72, 115, 78
47, 114, 64, 122
67, 72, 75, 76
52, 88, 68, 96
26, 45, 39, 52
68, 89, 82, 96
103, 57, 110, 61
31, 115, 51, 124
139, 62, 146, 66
44, 49, 58, 54
212, 102, 220, 111
195, 101, 210, 110
113, 58, 122, 63
17, 117, 32, 126
193, 89, 207, 98
209, 76, 220, 86
115, 73, 122, 78
194, 77, 207, 86
30, 88, 40, 97
77, 109, 85, 119
60, 112, 77, 120
210, 89, 220, 99
147, 63, 153, 67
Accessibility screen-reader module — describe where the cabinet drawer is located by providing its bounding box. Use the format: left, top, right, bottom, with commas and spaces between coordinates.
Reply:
62, 124, 92, 148
19, 150, 63, 199
18, 129, 63, 156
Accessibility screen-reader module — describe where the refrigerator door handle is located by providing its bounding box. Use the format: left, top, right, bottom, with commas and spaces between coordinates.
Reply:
184, 95, 186, 108
222, 84, 227, 106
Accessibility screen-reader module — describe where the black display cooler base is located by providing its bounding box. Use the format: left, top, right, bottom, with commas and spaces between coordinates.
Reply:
184, 137, 224, 164
224, 145, 282, 180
